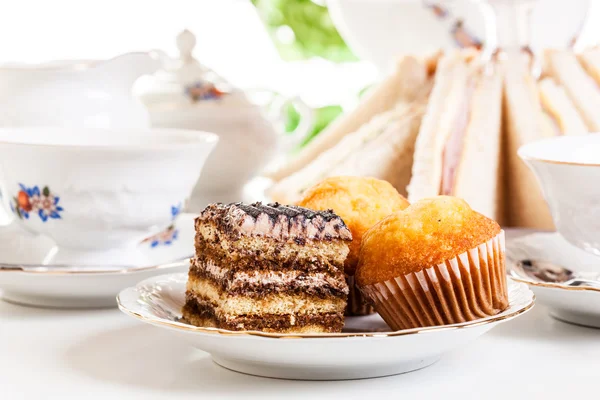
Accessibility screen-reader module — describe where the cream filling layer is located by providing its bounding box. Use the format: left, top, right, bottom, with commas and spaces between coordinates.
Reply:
196, 259, 348, 294
186, 277, 346, 317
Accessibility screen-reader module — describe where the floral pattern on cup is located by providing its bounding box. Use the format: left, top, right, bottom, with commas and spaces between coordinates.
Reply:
143, 203, 182, 248
10, 183, 63, 222
425, 3, 483, 49
185, 81, 226, 102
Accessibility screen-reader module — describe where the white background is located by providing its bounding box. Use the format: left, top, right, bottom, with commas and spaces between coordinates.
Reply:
0, 0, 376, 108
1, 0, 599, 107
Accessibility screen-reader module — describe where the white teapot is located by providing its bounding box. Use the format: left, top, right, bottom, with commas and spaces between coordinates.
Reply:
0, 52, 163, 128
134, 30, 313, 209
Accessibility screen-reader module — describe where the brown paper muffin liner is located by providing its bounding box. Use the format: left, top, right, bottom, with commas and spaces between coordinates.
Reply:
345, 275, 375, 316
360, 230, 508, 331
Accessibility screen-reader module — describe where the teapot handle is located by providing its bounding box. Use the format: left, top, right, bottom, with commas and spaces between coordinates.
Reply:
272, 96, 315, 153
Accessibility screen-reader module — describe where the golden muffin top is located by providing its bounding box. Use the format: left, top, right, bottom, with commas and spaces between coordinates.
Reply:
298, 176, 410, 275
356, 196, 501, 286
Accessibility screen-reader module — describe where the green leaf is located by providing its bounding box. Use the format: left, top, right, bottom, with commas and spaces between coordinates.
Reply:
358, 84, 374, 98
284, 103, 301, 133
43, 186, 50, 197
252, 0, 357, 62
296, 105, 343, 149
284, 104, 344, 152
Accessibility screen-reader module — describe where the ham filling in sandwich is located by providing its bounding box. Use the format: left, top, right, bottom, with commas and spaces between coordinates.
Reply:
407, 52, 503, 222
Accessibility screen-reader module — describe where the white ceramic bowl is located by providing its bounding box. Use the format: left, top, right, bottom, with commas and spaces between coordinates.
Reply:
0, 127, 217, 265
327, 0, 591, 74
518, 133, 600, 256
327, 0, 491, 73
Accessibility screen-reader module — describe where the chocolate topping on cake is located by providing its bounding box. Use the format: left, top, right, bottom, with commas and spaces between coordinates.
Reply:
197, 202, 352, 241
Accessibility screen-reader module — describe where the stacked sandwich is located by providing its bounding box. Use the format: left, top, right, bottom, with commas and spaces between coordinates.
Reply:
268, 48, 600, 229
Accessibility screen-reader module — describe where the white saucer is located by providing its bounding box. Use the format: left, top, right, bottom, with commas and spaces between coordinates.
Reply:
118, 273, 534, 380
507, 231, 600, 329
0, 213, 196, 308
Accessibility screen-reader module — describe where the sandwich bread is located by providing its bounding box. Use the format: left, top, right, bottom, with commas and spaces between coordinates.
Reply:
407, 51, 504, 222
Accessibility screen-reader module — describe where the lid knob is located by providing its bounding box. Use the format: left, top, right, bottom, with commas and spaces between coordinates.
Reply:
176, 29, 196, 62
133, 28, 242, 107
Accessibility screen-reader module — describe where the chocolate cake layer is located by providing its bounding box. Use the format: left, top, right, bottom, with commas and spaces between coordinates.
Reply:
191, 249, 345, 276
181, 300, 344, 333
186, 277, 347, 316
188, 268, 348, 298
195, 225, 349, 267
190, 255, 347, 297
196, 202, 352, 242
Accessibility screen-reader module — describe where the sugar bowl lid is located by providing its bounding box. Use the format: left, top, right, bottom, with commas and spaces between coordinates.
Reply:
135, 29, 246, 109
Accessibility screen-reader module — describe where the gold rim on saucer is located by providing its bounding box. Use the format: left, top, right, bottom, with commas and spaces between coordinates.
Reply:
507, 231, 600, 293
0, 213, 196, 275
518, 153, 600, 167
510, 274, 600, 293
0, 259, 190, 275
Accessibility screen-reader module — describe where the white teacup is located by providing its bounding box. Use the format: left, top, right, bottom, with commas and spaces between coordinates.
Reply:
0, 127, 217, 265
519, 133, 600, 256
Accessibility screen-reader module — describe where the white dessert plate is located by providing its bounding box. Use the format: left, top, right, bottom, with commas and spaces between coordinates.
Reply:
507, 231, 600, 328
118, 273, 534, 380
0, 213, 196, 308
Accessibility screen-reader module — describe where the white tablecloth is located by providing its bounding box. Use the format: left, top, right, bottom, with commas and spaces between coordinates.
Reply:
3, 228, 600, 398
1, 300, 599, 399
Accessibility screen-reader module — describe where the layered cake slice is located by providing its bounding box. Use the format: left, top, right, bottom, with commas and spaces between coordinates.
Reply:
182, 202, 352, 333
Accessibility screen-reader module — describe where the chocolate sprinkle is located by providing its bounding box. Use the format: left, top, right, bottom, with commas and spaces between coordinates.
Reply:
197, 202, 352, 241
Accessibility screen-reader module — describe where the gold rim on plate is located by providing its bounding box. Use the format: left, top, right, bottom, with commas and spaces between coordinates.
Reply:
116, 289, 536, 340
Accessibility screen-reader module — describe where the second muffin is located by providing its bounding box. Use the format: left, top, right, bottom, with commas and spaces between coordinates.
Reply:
298, 176, 410, 315
356, 196, 508, 330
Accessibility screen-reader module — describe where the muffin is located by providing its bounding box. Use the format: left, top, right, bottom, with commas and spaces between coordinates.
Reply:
298, 176, 410, 315
356, 196, 508, 330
